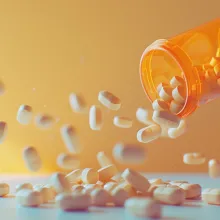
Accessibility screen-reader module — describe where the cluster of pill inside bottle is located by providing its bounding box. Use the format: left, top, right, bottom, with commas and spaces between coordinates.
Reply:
0, 49, 219, 219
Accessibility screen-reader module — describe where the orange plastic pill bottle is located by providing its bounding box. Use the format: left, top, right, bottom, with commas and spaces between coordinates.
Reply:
140, 18, 220, 117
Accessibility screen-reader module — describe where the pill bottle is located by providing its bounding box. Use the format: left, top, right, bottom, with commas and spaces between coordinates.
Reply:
140, 18, 220, 117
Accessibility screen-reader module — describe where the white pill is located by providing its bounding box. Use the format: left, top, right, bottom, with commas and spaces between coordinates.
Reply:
0, 122, 7, 144
69, 93, 87, 113
97, 151, 113, 168
168, 119, 187, 139
152, 99, 169, 111
113, 116, 132, 128
137, 124, 161, 143
89, 105, 103, 130
113, 143, 146, 164
65, 169, 82, 184
125, 197, 161, 218
0, 183, 9, 196
16, 183, 33, 193
149, 178, 164, 185
82, 184, 101, 195
44, 184, 57, 199
91, 188, 112, 206
60, 124, 80, 154
183, 153, 206, 165
98, 165, 118, 183
136, 108, 154, 125
111, 187, 129, 206
56, 192, 91, 211
209, 159, 220, 178
170, 76, 185, 88
57, 153, 80, 170
157, 83, 168, 93
159, 86, 173, 102
98, 90, 121, 111
22, 146, 42, 172
16, 189, 43, 207
152, 110, 180, 128
35, 114, 54, 129
34, 185, 54, 203
121, 168, 150, 192
169, 100, 183, 114
50, 172, 72, 193
17, 105, 33, 125
202, 188, 220, 205
104, 182, 118, 192
172, 86, 186, 104
81, 168, 99, 184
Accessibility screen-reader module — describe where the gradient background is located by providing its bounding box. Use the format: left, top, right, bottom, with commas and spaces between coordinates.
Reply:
0, 0, 219, 173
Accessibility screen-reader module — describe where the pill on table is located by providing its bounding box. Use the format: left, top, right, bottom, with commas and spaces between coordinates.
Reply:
168, 119, 187, 139
148, 185, 160, 196
82, 184, 101, 195
152, 99, 169, 111
91, 188, 112, 206
209, 159, 220, 178
0, 122, 7, 144
16, 189, 43, 207
17, 105, 33, 125
152, 110, 180, 128
43, 184, 56, 200
89, 105, 103, 130
97, 151, 113, 168
35, 114, 54, 129
172, 86, 186, 104
117, 182, 136, 197
137, 124, 161, 143
72, 185, 84, 193
157, 83, 169, 93
60, 125, 80, 154
125, 197, 161, 218
81, 168, 99, 184
214, 63, 220, 77
121, 168, 150, 192
98, 165, 118, 183
69, 93, 87, 113
210, 57, 220, 67
136, 108, 154, 125
16, 183, 33, 193
111, 187, 129, 206
111, 173, 123, 183
216, 48, 220, 58
176, 183, 201, 199
169, 100, 183, 114
104, 182, 118, 192
98, 91, 121, 111
113, 116, 132, 128
183, 153, 206, 165
153, 186, 185, 205
202, 188, 220, 205
22, 146, 42, 172
65, 169, 82, 184
159, 86, 173, 102
0, 183, 9, 197
170, 76, 185, 88
112, 143, 146, 164
57, 153, 80, 170
56, 192, 91, 211
50, 172, 72, 193
34, 185, 53, 203
149, 178, 163, 185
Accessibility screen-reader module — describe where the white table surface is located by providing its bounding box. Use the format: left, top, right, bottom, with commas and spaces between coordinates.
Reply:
2, 173, 220, 220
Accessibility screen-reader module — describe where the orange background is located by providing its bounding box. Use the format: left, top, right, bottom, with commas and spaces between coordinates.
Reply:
0, 0, 219, 173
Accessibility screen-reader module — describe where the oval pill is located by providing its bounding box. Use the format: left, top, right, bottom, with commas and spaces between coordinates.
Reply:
89, 105, 103, 130
112, 143, 146, 164
65, 169, 82, 184
157, 82, 169, 93
175, 183, 201, 199
111, 187, 129, 206
209, 159, 220, 178
104, 182, 118, 192
60, 125, 80, 154
35, 114, 54, 129
168, 119, 187, 139
172, 86, 186, 104
116, 182, 136, 197
16, 189, 43, 207
152, 99, 169, 111
17, 105, 33, 125
169, 100, 183, 114
91, 188, 112, 206
56, 192, 91, 211
81, 168, 99, 184
170, 76, 185, 88
98, 90, 121, 111
136, 108, 154, 125
16, 183, 33, 193
69, 93, 87, 113
202, 188, 220, 205
137, 124, 161, 143
183, 153, 206, 165
125, 197, 161, 218
57, 153, 80, 170
97, 151, 113, 168
98, 164, 118, 183
0, 183, 9, 197
34, 185, 53, 203
113, 116, 132, 128
121, 168, 150, 192
22, 146, 42, 172
159, 86, 173, 102
0, 122, 7, 144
